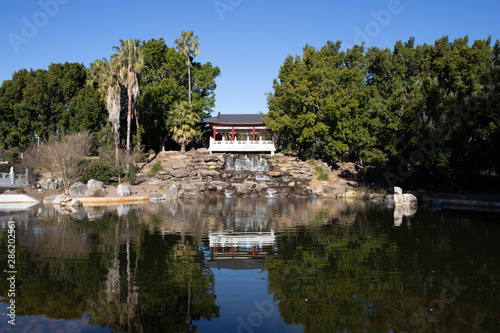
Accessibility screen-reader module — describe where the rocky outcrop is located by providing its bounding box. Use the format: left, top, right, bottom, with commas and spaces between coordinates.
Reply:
140, 150, 370, 199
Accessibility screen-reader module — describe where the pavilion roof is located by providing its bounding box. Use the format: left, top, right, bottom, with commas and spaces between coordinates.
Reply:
205, 113, 265, 126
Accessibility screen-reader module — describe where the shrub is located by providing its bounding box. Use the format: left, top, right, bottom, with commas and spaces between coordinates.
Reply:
4, 152, 19, 166
0, 163, 11, 173
308, 159, 330, 181
148, 160, 164, 177
90, 188, 105, 197
127, 164, 141, 185
80, 161, 114, 184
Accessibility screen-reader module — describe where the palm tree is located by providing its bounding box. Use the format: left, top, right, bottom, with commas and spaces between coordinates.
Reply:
112, 39, 144, 153
169, 101, 201, 152
88, 58, 121, 164
174, 31, 199, 104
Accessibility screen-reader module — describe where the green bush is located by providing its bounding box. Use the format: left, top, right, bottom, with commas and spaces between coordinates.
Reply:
4, 152, 19, 166
80, 160, 114, 184
127, 165, 141, 185
0, 163, 11, 173
308, 159, 330, 181
148, 160, 164, 177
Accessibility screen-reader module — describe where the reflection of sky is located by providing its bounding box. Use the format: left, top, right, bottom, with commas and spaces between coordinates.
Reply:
0, 311, 109, 333
195, 269, 302, 333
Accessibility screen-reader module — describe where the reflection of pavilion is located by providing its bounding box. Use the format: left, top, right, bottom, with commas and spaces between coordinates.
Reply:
206, 231, 276, 270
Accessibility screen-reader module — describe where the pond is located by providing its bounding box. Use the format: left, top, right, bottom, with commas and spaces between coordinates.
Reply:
1, 198, 500, 332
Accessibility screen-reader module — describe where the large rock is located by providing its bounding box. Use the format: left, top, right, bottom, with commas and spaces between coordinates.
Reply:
69, 182, 87, 196
87, 179, 107, 196
197, 148, 209, 154
402, 193, 418, 206
170, 170, 190, 178
171, 164, 187, 170
200, 170, 220, 178
149, 192, 165, 201
165, 184, 180, 200
117, 184, 133, 197
204, 155, 221, 163
233, 183, 255, 194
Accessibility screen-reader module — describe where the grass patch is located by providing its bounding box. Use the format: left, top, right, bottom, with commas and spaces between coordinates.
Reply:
148, 160, 164, 177
90, 188, 105, 197
308, 159, 330, 181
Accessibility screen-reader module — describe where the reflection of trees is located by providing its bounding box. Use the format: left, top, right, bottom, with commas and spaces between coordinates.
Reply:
0, 207, 219, 332
265, 208, 500, 332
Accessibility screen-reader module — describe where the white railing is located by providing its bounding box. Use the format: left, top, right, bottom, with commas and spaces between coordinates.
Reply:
209, 137, 276, 155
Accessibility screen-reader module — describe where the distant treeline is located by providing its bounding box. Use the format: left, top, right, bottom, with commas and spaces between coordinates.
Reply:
0, 37, 220, 153
265, 36, 500, 188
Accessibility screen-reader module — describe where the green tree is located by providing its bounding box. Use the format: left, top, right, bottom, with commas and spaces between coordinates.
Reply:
169, 101, 200, 152
174, 31, 200, 104
138, 38, 220, 151
112, 39, 144, 152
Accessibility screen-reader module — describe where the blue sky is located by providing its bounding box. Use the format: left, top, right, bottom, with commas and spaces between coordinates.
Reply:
1, 0, 499, 115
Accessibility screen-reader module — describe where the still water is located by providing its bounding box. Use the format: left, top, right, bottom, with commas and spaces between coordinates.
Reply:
0, 198, 499, 332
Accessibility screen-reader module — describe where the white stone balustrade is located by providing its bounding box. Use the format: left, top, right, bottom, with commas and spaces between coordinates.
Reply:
208, 137, 276, 155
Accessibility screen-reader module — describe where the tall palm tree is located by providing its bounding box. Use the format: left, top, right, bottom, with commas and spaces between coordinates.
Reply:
169, 101, 201, 152
112, 39, 144, 153
174, 31, 199, 104
88, 58, 121, 164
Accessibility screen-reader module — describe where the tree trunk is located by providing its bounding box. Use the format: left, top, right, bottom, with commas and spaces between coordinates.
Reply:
134, 104, 140, 150
114, 129, 120, 166
188, 60, 192, 104
126, 86, 132, 153
181, 141, 186, 153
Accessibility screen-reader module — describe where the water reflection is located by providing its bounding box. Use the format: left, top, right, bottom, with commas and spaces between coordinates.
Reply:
0, 199, 499, 332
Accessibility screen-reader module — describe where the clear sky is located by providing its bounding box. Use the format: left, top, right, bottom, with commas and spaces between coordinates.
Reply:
1, 0, 499, 115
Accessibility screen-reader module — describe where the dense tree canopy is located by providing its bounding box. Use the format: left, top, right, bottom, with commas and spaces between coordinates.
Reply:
266, 36, 500, 188
0, 36, 220, 154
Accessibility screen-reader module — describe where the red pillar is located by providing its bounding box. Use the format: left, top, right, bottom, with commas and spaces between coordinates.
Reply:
253, 127, 256, 140
213, 127, 216, 140
232, 127, 235, 141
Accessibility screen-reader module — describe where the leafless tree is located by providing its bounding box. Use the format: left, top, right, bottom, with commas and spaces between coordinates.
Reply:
29, 132, 94, 194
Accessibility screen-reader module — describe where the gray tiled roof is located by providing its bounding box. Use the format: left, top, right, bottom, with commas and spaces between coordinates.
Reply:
205, 113, 265, 125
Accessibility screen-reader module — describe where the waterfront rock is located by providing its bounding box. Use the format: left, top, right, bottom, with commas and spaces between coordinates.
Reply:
87, 179, 107, 196
69, 182, 87, 196
211, 181, 229, 191
233, 183, 254, 194
117, 184, 132, 197
53, 194, 67, 205
255, 183, 269, 191
402, 193, 418, 206
43, 195, 58, 205
165, 184, 180, 200
149, 192, 165, 201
